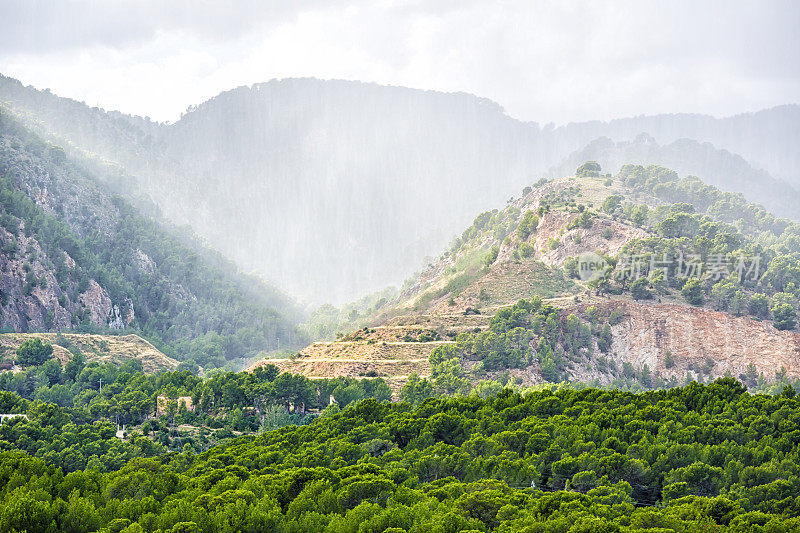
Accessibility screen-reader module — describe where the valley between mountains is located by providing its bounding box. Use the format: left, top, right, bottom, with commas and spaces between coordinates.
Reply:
4, 5, 800, 530
2, 75, 800, 532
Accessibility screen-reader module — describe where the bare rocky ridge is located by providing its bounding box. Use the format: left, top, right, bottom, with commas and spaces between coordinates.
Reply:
527, 210, 648, 265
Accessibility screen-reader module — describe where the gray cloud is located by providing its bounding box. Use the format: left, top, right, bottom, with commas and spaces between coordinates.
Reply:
0, 0, 320, 52
0, 0, 797, 123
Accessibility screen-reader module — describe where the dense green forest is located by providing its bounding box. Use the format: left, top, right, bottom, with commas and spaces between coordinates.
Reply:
3, 104, 800, 532
0, 107, 306, 369
0, 338, 392, 474
2, 376, 800, 532
2, 332, 799, 531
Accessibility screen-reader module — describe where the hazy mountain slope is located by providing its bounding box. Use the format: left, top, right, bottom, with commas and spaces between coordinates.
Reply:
156, 79, 546, 303
1, 74, 798, 304
0, 76, 546, 303
552, 105, 800, 184
0, 107, 305, 369
0, 75, 164, 174
548, 134, 800, 220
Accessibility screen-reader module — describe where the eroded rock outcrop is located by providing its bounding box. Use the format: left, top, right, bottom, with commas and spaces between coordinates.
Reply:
576, 299, 800, 383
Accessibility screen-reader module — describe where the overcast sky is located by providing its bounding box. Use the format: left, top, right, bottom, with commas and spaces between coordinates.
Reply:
1, 0, 797, 124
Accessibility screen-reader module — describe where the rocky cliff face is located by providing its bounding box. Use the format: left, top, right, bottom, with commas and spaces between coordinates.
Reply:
599, 300, 800, 383
0, 222, 119, 332
477, 297, 800, 387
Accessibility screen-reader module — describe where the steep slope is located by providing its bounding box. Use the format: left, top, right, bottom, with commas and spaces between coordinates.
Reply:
265, 164, 800, 394
0, 106, 305, 370
1, 74, 798, 304
595, 299, 800, 385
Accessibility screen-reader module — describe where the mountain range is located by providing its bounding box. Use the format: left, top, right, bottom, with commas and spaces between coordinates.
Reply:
1, 74, 798, 306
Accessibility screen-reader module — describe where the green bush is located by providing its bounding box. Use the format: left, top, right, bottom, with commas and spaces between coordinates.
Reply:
15, 338, 53, 366
517, 211, 539, 240
631, 278, 652, 301
681, 278, 705, 306
771, 293, 797, 330
576, 161, 602, 177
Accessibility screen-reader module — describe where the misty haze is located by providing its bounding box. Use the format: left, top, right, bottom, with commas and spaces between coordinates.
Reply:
0, 1, 799, 531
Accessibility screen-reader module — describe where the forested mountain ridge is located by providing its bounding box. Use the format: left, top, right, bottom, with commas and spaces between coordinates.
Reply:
0, 106, 306, 370
551, 104, 800, 185
286, 163, 800, 397
1, 74, 798, 304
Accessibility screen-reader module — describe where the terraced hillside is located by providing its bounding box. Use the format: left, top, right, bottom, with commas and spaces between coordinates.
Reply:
0, 332, 179, 373
252, 313, 493, 393
257, 164, 800, 395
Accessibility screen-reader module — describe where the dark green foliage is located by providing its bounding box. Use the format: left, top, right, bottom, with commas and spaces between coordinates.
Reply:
399, 373, 435, 406
619, 164, 789, 235
429, 299, 598, 383
567, 210, 593, 230
1, 379, 800, 530
564, 256, 579, 278
597, 324, 612, 353
517, 210, 539, 240
0, 352, 393, 470
456, 209, 504, 248
631, 204, 649, 226
609, 164, 800, 331
15, 338, 53, 366
771, 294, 797, 330
749, 293, 770, 318
517, 241, 534, 259
601, 194, 622, 214
682, 278, 705, 306
576, 161, 601, 177
484, 245, 499, 266
630, 278, 652, 300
